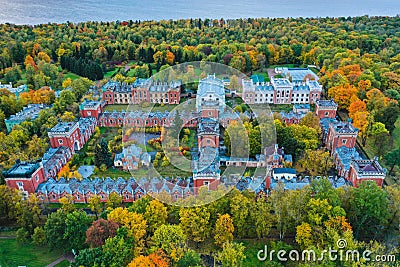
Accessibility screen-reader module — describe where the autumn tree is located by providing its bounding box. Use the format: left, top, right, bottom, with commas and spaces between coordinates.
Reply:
179, 206, 211, 244
328, 83, 358, 110
85, 218, 119, 248
214, 214, 234, 247
107, 207, 147, 255
88, 194, 103, 218
106, 192, 123, 209
144, 200, 168, 234
299, 149, 334, 176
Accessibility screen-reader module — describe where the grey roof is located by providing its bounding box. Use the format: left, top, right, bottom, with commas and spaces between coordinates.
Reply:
197, 75, 225, 97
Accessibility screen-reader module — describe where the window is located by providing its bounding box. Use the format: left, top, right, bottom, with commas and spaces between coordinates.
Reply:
35, 176, 39, 182
208, 111, 212, 116
58, 139, 63, 144
207, 139, 211, 144
342, 139, 347, 144
17, 182, 23, 187
204, 181, 210, 189
87, 111, 91, 116
325, 111, 329, 117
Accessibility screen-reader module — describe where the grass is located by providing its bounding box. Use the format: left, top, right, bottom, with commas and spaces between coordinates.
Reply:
64, 72, 81, 80
0, 238, 63, 267
55, 260, 71, 267
104, 68, 119, 79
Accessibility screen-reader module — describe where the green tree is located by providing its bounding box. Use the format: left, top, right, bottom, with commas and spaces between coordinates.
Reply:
384, 148, 400, 175
32, 226, 46, 245
348, 181, 389, 239
217, 242, 246, 267
94, 138, 112, 168
152, 224, 187, 262
230, 193, 250, 238
65, 210, 93, 251
44, 210, 68, 250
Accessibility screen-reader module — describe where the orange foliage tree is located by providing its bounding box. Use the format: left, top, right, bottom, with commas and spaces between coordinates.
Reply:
328, 83, 359, 110
127, 251, 169, 267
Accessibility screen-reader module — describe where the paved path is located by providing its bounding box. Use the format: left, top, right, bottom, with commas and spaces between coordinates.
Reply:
0, 236, 16, 239
45, 253, 74, 267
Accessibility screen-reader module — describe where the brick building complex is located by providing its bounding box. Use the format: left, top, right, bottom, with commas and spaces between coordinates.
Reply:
242, 77, 322, 105
102, 79, 181, 105
48, 117, 97, 151
316, 99, 386, 187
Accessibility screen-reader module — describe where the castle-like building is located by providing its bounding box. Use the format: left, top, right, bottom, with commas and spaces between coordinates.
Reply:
102, 79, 181, 105
241, 77, 322, 105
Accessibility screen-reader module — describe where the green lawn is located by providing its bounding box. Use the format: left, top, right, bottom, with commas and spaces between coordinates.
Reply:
104, 68, 119, 79
55, 260, 71, 267
64, 72, 81, 80
0, 238, 63, 267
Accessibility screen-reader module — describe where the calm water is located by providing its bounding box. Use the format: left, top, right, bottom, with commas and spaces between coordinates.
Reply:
0, 0, 398, 25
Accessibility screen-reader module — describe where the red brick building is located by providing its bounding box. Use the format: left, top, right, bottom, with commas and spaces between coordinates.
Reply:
3, 160, 46, 197
80, 100, 105, 119
326, 120, 358, 152
348, 158, 386, 187
48, 117, 96, 152
315, 99, 338, 119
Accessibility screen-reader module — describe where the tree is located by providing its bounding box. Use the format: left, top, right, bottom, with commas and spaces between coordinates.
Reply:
16, 194, 42, 235
250, 199, 273, 239
230, 193, 250, 238
85, 218, 119, 248
299, 112, 321, 135
102, 228, 134, 267
0, 185, 21, 225
127, 251, 169, 267
347, 181, 389, 239
152, 224, 187, 262
88, 194, 103, 218
295, 222, 313, 248
179, 206, 211, 244
106, 192, 123, 209
32, 226, 46, 245
384, 148, 400, 175
44, 210, 68, 250
229, 75, 239, 90
94, 138, 112, 168
144, 200, 168, 234
217, 242, 246, 267
62, 78, 72, 88
328, 83, 358, 110
298, 149, 334, 176
177, 250, 201, 267
107, 207, 147, 255
214, 214, 234, 247
65, 210, 93, 251
59, 194, 75, 213
61, 111, 76, 122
